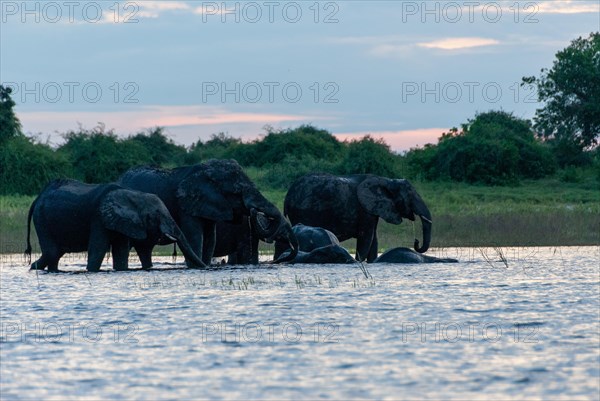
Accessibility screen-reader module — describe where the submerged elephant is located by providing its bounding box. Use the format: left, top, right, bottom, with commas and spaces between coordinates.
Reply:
284, 174, 432, 262
119, 159, 298, 267
273, 224, 355, 264
25, 179, 205, 272
373, 247, 458, 264
274, 223, 342, 257
275, 245, 356, 264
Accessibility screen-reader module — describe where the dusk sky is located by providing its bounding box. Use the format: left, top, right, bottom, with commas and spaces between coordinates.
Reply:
1, 0, 599, 151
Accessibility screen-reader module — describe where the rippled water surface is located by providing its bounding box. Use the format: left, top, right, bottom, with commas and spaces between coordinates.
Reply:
1, 247, 599, 400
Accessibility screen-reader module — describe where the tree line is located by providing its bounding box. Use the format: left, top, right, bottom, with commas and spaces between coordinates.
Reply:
1, 33, 598, 195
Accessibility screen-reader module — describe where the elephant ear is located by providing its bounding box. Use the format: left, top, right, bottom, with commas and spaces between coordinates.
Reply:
357, 177, 403, 224
100, 190, 147, 240
176, 172, 234, 221
201, 159, 246, 194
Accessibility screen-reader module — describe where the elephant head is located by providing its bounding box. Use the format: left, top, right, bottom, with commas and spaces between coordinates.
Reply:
100, 189, 206, 268
249, 207, 298, 263
176, 159, 299, 262
357, 177, 431, 253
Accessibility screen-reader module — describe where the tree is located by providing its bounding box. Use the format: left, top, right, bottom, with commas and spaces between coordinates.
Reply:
240, 125, 344, 167
125, 127, 188, 166
405, 111, 555, 185
0, 135, 72, 195
58, 125, 151, 183
523, 32, 600, 161
338, 135, 401, 177
0, 85, 22, 144
187, 132, 244, 163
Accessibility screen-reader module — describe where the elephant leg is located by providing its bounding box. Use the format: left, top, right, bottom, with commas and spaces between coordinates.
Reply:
87, 224, 110, 272
46, 256, 62, 272
202, 221, 217, 266
32, 236, 61, 271
180, 217, 205, 268
356, 228, 375, 262
111, 237, 130, 271
135, 245, 154, 269
229, 235, 256, 265
226, 253, 237, 265
367, 234, 379, 263
273, 240, 288, 260
31, 251, 60, 272
249, 236, 260, 265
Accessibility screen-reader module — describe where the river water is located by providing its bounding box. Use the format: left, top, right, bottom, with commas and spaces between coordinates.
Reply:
1, 247, 599, 400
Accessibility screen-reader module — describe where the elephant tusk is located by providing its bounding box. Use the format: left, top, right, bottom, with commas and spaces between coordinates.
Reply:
164, 233, 177, 241
420, 215, 432, 224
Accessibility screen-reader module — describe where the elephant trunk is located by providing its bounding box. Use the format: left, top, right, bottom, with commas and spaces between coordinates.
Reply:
164, 224, 207, 268
271, 225, 299, 263
413, 200, 432, 254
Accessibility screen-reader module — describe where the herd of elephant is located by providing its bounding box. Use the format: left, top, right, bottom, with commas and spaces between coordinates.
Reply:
25, 159, 457, 272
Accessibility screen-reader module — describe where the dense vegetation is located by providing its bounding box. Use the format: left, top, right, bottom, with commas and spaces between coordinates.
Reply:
404, 111, 558, 185
2, 109, 598, 195
0, 118, 409, 194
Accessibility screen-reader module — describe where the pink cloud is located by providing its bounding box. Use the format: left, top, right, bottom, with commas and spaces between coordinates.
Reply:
334, 128, 446, 152
18, 105, 322, 144
418, 37, 499, 50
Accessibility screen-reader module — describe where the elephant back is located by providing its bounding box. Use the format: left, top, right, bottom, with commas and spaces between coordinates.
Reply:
285, 174, 358, 213
284, 174, 361, 240
118, 166, 181, 218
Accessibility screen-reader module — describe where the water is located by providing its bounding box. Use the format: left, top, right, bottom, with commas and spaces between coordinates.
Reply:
1, 247, 599, 400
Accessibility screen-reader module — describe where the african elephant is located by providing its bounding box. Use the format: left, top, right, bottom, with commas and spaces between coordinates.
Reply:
214, 210, 296, 265
274, 244, 356, 264
119, 159, 298, 267
373, 247, 458, 263
274, 223, 342, 257
272, 224, 356, 264
284, 174, 432, 262
25, 179, 206, 272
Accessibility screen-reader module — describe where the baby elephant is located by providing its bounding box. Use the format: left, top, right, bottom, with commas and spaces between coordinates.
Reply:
373, 247, 458, 264
273, 224, 356, 264
25, 179, 206, 272
275, 245, 356, 265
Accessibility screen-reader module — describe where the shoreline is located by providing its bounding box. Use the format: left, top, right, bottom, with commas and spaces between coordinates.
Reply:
3, 245, 599, 268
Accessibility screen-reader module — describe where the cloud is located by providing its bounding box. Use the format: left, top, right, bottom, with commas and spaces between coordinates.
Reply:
52, 1, 191, 24
417, 37, 500, 50
136, 1, 191, 18
334, 128, 446, 152
333, 35, 500, 58
536, 1, 599, 14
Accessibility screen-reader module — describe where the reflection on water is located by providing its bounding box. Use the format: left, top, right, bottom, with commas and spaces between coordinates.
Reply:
1, 247, 599, 400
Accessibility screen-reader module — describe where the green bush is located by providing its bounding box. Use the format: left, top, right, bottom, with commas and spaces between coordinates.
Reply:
0, 135, 72, 195
125, 127, 188, 167
58, 126, 151, 183
260, 154, 338, 189
405, 111, 557, 185
186, 132, 245, 164
240, 125, 344, 168
559, 166, 583, 183
337, 135, 401, 177
548, 137, 593, 167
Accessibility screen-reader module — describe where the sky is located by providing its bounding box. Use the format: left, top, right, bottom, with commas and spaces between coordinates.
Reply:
1, 0, 599, 151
